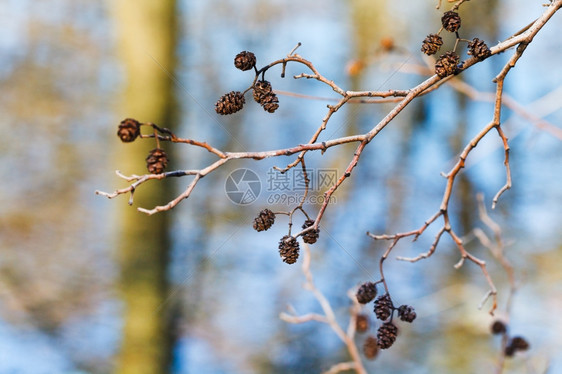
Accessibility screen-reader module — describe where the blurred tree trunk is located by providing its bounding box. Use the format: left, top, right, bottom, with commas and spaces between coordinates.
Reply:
112, 1, 177, 373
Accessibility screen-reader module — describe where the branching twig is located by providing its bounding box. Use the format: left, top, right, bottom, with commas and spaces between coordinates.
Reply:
280, 243, 367, 374
363, 1, 561, 315
98, 2, 560, 221
98, 0, 561, 349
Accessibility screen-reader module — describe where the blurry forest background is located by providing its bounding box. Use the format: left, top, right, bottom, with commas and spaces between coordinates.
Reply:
0, 0, 561, 373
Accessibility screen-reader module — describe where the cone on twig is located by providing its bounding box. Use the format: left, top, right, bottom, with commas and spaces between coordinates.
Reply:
146, 148, 169, 174
253, 80, 272, 103
215, 91, 245, 115
356, 282, 377, 304
468, 38, 492, 60
302, 220, 320, 244
278, 235, 300, 264
374, 294, 393, 321
510, 336, 530, 351
363, 335, 379, 359
377, 322, 398, 349
260, 92, 279, 113
356, 314, 370, 333
234, 51, 256, 71
491, 320, 507, 335
117, 118, 141, 143
253, 209, 276, 232
441, 10, 461, 32
435, 51, 460, 78
397, 305, 417, 323
421, 34, 443, 56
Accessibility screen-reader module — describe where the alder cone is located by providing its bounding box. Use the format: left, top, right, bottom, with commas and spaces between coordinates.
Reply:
421, 34, 443, 56
441, 10, 461, 32
468, 38, 492, 60
356, 282, 377, 304
363, 335, 379, 359
397, 305, 417, 323
234, 51, 256, 71
253, 80, 273, 103
117, 118, 141, 142
146, 148, 168, 174
301, 220, 320, 244
377, 322, 398, 349
253, 209, 276, 232
278, 235, 300, 264
491, 320, 507, 335
510, 336, 530, 351
435, 51, 460, 78
215, 91, 245, 115
374, 294, 393, 321
356, 314, 369, 333
260, 92, 279, 113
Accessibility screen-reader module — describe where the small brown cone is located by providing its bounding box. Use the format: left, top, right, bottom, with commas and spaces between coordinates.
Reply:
146, 148, 169, 174
468, 38, 492, 60
117, 118, 141, 143
374, 294, 393, 321
441, 10, 461, 32
356, 314, 369, 333
363, 335, 379, 360
301, 220, 320, 244
253, 209, 276, 232
234, 51, 257, 71
253, 80, 272, 103
215, 91, 245, 115
278, 235, 300, 264
435, 51, 460, 78
397, 305, 416, 323
377, 322, 398, 349
260, 92, 279, 113
511, 336, 530, 351
356, 282, 377, 304
421, 34, 443, 56
491, 320, 507, 335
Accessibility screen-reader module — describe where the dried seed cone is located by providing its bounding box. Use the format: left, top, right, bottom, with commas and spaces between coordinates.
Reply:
377, 322, 398, 349
491, 320, 507, 335
397, 305, 417, 323
146, 148, 168, 174
253, 209, 276, 232
363, 335, 379, 359
117, 118, 141, 143
253, 80, 273, 103
356, 282, 377, 304
511, 336, 530, 351
374, 294, 393, 321
301, 220, 320, 244
260, 92, 279, 113
234, 51, 256, 71
435, 51, 460, 78
468, 38, 492, 60
441, 10, 461, 32
278, 235, 300, 264
356, 314, 370, 333
421, 34, 443, 56
215, 91, 245, 115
